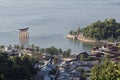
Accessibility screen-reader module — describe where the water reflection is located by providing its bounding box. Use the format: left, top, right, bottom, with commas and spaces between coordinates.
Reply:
82, 42, 102, 54
68, 39, 102, 54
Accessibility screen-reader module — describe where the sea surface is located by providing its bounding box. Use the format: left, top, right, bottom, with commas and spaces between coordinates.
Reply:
0, 0, 120, 54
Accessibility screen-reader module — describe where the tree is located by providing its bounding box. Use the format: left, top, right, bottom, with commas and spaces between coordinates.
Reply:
104, 18, 109, 24
73, 31, 77, 35
0, 45, 4, 49
69, 30, 74, 35
77, 27, 82, 34
14, 45, 20, 49
63, 48, 71, 58
109, 18, 116, 24
58, 48, 62, 53
40, 46, 60, 55
36, 46, 40, 52
82, 18, 120, 40
0, 52, 37, 80
91, 57, 120, 80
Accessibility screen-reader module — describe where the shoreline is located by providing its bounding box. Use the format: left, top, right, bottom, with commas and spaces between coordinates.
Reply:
67, 34, 114, 44
67, 34, 96, 43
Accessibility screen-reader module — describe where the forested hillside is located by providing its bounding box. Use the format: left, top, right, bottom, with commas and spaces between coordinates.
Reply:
82, 18, 120, 40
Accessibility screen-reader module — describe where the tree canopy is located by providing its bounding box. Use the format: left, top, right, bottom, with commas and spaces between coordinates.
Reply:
40, 46, 59, 55
91, 57, 120, 80
69, 27, 82, 35
0, 52, 37, 80
82, 18, 120, 40
40, 46, 71, 57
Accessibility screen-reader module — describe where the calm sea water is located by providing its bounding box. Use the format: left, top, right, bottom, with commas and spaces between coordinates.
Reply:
0, 0, 120, 54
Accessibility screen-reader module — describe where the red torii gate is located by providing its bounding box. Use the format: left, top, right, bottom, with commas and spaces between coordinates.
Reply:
19, 27, 29, 47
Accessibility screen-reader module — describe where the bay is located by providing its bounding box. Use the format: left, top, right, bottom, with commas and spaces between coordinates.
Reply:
0, 0, 120, 54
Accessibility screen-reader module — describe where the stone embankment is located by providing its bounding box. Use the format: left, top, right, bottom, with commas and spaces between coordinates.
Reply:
67, 34, 96, 43
67, 34, 114, 44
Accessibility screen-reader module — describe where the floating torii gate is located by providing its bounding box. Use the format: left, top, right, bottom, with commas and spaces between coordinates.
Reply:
19, 27, 29, 47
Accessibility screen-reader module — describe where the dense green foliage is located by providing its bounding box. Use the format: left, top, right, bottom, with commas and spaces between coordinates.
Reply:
62, 48, 71, 58
82, 18, 120, 40
91, 57, 120, 80
40, 46, 71, 57
40, 46, 60, 55
0, 52, 37, 80
69, 27, 82, 35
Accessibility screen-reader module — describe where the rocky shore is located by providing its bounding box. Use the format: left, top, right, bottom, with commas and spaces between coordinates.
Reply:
67, 34, 114, 44
67, 34, 96, 43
